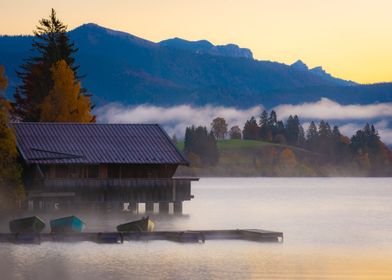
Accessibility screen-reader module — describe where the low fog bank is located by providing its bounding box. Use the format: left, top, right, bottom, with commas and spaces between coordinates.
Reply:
96, 103, 263, 138
96, 98, 392, 144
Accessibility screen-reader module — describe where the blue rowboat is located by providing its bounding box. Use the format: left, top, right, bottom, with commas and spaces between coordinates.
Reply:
50, 216, 85, 233
9, 216, 45, 234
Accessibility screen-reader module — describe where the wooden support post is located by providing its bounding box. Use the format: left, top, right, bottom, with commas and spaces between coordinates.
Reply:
28, 200, 34, 211
173, 201, 183, 214
129, 202, 137, 213
159, 202, 169, 214
146, 202, 154, 213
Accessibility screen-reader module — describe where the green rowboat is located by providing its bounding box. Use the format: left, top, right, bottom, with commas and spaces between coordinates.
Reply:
117, 216, 155, 232
9, 216, 45, 234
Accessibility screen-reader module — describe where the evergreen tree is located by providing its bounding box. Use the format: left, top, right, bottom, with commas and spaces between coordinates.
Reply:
350, 123, 392, 175
13, 9, 91, 121
298, 124, 306, 147
274, 120, 286, 143
332, 125, 341, 138
184, 126, 192, 153
285, 115, 304, 146
350, 123, 380, 155
243, 116, 260, 140
184, 125, 219, 166
259, 110, 268, 127
331, 125, 350, 163
268, 110, 277, 127
268, 110, 278, 140
259, 110, 269, 141
306, 121, 319, 151
285, 115, 297, 145
318, 120, 332, 139
316, 120, 334, 158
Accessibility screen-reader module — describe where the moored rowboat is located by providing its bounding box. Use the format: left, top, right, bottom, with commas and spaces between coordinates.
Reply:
9, 216, 45, 234
50, 215, 85, 233
117, 216, 155, 232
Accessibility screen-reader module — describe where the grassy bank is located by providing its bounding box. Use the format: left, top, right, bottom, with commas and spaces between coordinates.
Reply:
175, 139, 326, 177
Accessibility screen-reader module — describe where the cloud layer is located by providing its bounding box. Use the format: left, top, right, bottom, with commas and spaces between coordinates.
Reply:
274, 98, 392, 120
95, 99, 392, 144
96, 103, 262, 138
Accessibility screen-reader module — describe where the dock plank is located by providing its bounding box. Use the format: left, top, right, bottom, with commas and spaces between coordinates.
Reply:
0, 229, 283, 244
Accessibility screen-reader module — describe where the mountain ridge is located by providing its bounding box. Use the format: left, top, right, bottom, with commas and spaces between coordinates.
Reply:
159, 37, 254, 59
1, 23, 391, 108
290, 60, 357, 86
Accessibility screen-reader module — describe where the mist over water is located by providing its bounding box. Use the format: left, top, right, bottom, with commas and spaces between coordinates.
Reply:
1, 178, 392, 279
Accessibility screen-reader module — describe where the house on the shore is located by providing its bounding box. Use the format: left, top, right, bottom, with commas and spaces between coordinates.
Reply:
10, 123, 197, 213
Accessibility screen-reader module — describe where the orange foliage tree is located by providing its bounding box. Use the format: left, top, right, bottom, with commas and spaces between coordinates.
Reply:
0, 66, 24, 210
274, 148, 299, 176
0, 65, 7, 90
40, 60, 95, 122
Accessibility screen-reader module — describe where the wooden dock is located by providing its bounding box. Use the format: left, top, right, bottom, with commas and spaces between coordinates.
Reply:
0, 229, 283, 244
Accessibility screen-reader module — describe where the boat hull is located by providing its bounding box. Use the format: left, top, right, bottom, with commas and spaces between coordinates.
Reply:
117, 217, 155, 232
9, 216, 45, 234
50, 216, 85, 233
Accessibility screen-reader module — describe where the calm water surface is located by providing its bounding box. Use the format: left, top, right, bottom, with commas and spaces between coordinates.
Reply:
1, 178, 392, 279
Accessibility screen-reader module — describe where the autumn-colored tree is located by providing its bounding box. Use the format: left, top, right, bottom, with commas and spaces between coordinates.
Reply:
40, 60, 94, 122
211, 117, 228, 140
229, 125, 242, 139
279, 148, 297, 168
0, 66, 25, 210
274, 148, 298, 176
187, 152, 202, 168
0, 65, 7, 91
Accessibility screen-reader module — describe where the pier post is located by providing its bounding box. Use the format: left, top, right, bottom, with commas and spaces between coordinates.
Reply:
129, 202, 138, 213
173, 201, 183, 214
159, 202, 169, 214
146, 202, 154, 213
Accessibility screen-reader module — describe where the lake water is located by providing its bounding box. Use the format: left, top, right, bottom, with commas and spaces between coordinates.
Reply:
1, 178, 392, 279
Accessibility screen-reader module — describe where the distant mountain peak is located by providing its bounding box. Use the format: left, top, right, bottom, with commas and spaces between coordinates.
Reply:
70, 22, 156, 48
310, 66, 326, 75
291, 59, 309, 71
159, 37, 253, 59
72, 22, 106, 32
291, 60, 356, 86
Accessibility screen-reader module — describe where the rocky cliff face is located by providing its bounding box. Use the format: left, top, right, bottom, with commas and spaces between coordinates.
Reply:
159, 38, 253, 59
290, 60, 357, 86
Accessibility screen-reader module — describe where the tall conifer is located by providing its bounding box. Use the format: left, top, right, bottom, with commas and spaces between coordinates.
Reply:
13, 9, 91, 121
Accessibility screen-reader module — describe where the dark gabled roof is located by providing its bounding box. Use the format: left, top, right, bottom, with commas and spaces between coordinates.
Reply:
10, 123, 188, 165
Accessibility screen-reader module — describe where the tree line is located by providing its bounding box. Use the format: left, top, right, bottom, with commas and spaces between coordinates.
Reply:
182, 111, 391, 176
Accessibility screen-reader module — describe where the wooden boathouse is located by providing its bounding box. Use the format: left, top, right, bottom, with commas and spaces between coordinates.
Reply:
11, 123, 197, 213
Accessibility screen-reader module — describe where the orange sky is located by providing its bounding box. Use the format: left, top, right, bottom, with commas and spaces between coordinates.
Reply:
1, 0, 392, 83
